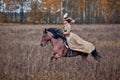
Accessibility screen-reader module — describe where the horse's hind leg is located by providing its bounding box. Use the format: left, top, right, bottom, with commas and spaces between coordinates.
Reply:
77, 52, 88, 62
79, 52, 88, 60
82, 54, 88, 60
80, 53, 91, 63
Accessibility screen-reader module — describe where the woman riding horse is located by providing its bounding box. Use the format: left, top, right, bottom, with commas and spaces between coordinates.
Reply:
40, 16, 101, 61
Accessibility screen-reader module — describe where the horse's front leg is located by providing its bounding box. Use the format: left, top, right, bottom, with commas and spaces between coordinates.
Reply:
50, 54, 57, 62
50, 49, 58, 62
50, 47, 62, 61
51, 53, 63, 62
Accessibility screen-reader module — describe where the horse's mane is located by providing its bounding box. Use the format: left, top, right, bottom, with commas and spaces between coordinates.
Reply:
45, 28, 66, 41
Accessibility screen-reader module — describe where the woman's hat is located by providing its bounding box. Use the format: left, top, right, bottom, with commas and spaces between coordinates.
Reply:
63, 13, 68, 19
63, 17, 75, 23
63, 13, 75, 23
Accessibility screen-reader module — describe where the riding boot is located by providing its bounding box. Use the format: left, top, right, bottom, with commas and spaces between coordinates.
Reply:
67, 48, 73, 57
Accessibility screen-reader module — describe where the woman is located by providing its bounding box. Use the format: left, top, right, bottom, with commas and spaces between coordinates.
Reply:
63, 17, 96, 55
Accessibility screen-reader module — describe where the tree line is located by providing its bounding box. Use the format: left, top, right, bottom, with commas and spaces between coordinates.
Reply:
0, 0, 120, 24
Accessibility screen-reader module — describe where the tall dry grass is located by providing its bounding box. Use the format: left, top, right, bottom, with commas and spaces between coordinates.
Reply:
0, 24, 120, 80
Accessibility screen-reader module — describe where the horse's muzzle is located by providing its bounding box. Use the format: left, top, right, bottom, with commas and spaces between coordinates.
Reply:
40, 41, 47, 47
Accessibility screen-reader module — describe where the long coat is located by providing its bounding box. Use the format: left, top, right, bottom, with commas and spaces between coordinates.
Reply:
63, 23, 95, 54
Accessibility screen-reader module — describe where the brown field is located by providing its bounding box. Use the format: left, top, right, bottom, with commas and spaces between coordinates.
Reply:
0, 24, 120, 80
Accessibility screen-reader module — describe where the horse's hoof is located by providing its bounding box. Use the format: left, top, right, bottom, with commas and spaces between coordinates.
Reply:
50, 58, 57, 62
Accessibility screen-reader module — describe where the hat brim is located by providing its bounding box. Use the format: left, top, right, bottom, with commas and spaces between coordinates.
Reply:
63, 17, 75, 23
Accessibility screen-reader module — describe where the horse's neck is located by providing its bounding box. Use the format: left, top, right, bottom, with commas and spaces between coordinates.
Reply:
50, 37, 68, 56
50, 38, 61, 47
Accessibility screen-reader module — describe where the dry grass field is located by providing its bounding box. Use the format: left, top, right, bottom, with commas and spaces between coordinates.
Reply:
0, 24, 120, 80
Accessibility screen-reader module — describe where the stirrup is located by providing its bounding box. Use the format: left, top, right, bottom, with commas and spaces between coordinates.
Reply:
67, 49, 73, 57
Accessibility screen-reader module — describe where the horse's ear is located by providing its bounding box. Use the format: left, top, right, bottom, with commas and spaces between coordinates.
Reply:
45, 28, 46, 31
44, 28, 47, 33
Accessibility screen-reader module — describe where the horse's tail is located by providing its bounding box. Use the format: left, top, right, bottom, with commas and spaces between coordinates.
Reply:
91, 49, 102, 61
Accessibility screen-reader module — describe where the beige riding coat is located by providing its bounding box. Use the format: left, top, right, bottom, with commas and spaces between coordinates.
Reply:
63, 23, 95, 54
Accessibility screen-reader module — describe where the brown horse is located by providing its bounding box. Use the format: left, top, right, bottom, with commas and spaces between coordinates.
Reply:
40, 28, 101, 61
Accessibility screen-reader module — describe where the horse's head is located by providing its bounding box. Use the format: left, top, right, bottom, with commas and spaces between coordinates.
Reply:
40, 28, 65, 47
40, 28, 69, 60
40, 28, 53, 47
